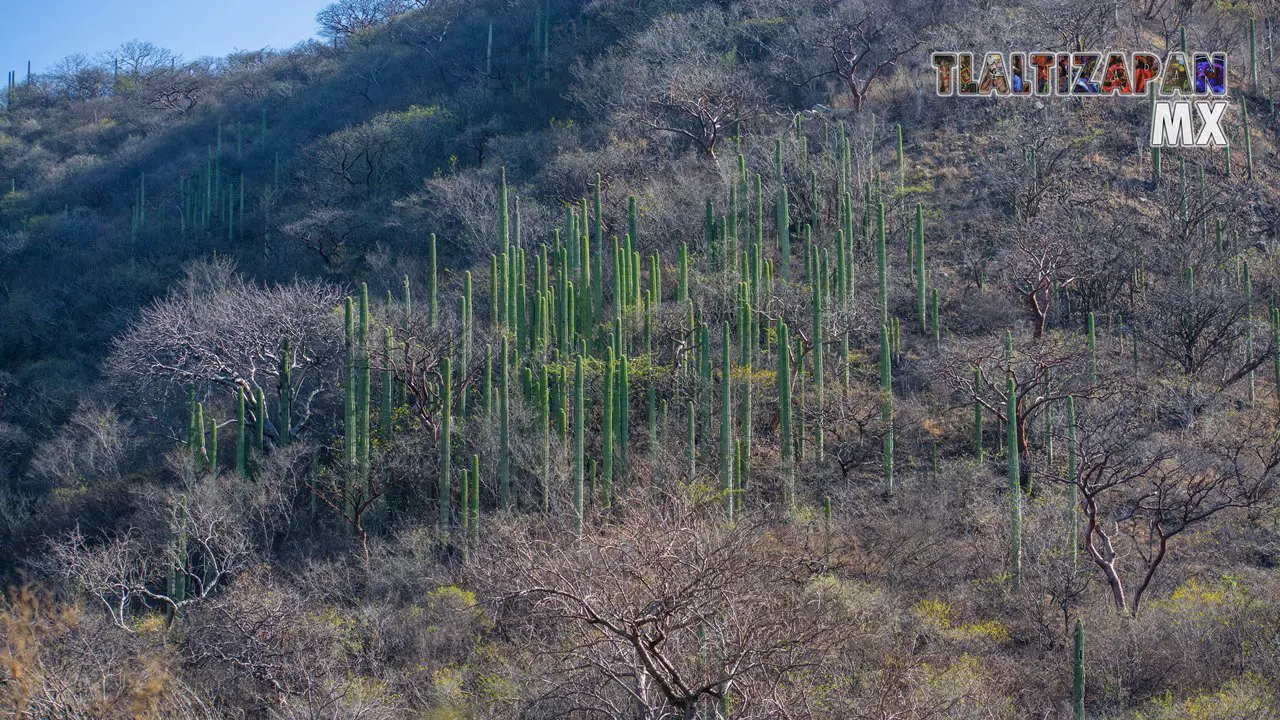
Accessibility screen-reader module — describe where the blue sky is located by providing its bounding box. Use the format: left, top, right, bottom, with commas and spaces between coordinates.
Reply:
1, 0, 331, 78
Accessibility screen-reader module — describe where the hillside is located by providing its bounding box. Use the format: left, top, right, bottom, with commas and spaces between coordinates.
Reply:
2, 0, 1280, 717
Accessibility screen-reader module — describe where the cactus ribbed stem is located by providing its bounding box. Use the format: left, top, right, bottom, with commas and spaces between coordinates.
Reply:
358, 284, 371, 481
1087, 312, 1097, 384
235, 387, 247, 477
1008, 373, 1022, 590
574, 355, 585, 537
812, 274, 824, 462
778, 320, 794, 510
429, 233, 439, 327
1073, 618, 1086, 720
603, 348, 615, 508
254, 388, 266, 455
440, 358, 452, 530
344, 298, 356, 468
499, 336, 511, 510
876, 202, 888, 326
279, 339, 291, 445
720, 322, 734, 519
1067, 395, 1078, 567
880, 324, 893, 495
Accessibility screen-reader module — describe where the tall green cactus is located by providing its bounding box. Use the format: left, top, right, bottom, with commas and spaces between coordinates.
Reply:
382, 328, 394, 439
974, 367, 984, 459
358, 284, 371, 480
470, 454, 481, 540
440, 357, 452, 530
876, 202, 888, 326
778, 320, 794, 509
1067, 395, 1078, 567
617, 353, 630, 486
777, 183, 791, 282
344, 298, 356, 469
812, 273, 824, 462
208, 412, 218, 476
1250, 17, 1259, 88
1086, 312, 1097, 384
720, 322, 734, 520
235, 386, 247, 477
574, 354, 585, 537
896, 122, 905, 189
880, 324, 893, 495
279, 338, 292, 445
687, 400, 697, 480
1008, 373, 1022, 590
499, 335, 511, 510
602, 347, 615, 508
1243, 98, 1254, 181
429, 233, 439, 327
254, 388, 266, 455
1272, 307, 1280, 409
1073, 618, 1086, 720
540, 364, 551, 512
915, 204, 926, 333
1246, 260, 1255, 405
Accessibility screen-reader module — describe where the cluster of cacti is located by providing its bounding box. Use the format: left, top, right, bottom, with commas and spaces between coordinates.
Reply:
169, 116, 980, 555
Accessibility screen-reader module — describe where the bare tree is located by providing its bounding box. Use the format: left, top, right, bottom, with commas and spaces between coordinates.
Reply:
772, 0, 921, 112
1056, 393, 1280, 614
107, 258, 343, 436
316, 0, 418, 42
574, 9, 767, 159
475, 503, 838, 719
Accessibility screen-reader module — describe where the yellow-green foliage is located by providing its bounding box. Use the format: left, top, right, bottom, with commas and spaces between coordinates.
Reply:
426, 586, 485, 628
1131, 674, 1279, 720
912, 599, 1010, 646
131, 613, 169, 635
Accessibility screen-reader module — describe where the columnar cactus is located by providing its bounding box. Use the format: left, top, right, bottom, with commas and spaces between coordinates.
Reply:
236, 386, 248, 477
499, 335, 511, 510
974, 367, 984, 460
358, 284, 371, 480
1086, 312, 1097, 384
208, 412, 218, 476
1243, 98, 1254, 180
540, 364, 551, 512
1272, 307, 1280, 407
574, 354, 585, 537
602, 347, 614, 507
778, 320, 794, 509
896, 122, 905, 189
344, 298, 356, 468
254, 388, 266, 455
915, 204, 926, 333
1250, 18, 1259, 88
1246, 260, 1255, 405
1067, 395, 1078, 567
721, 322, 734, 520
777, 184, 790, 282
812, 273, 824, 462
279, 338, 292, 445
931, 288, 940, 345
678, 242, 689, 303
876, 202, 888, 326
440, 357, 452, 529
429, 233, 439, 327
1073, 618, 1086, 720
617, 353, 630, 486
382, 328, 394, 439
1008, 373, 1022, 590
881, 324, 893, 495
687, 400, 697, 480
470, 454, 480, 540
